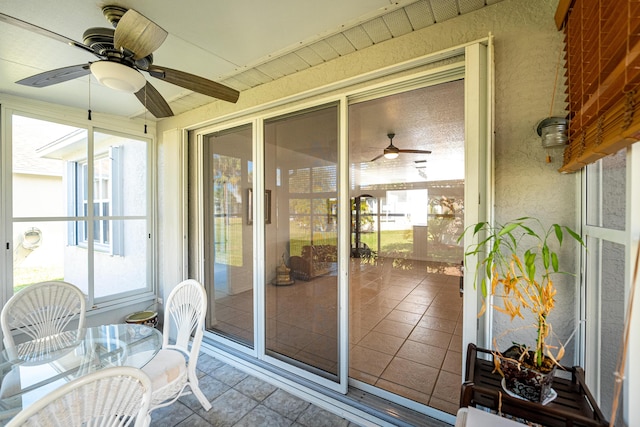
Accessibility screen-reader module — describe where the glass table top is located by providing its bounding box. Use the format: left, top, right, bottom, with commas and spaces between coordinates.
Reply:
0, 324, 162, 423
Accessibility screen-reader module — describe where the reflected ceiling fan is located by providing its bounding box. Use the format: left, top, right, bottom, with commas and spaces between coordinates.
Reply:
370, 133, 431, 161
0, 5, 239, 118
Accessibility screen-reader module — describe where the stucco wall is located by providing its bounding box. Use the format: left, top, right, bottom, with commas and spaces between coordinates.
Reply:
158, 0, 579, 360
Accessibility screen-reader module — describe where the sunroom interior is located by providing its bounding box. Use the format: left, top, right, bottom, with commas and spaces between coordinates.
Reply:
1, 0, 639, 426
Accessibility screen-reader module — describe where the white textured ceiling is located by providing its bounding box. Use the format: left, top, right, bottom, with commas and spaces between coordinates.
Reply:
0, 0, 502, 120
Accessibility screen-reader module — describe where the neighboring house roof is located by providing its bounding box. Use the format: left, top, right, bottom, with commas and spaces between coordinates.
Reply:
12, 115, 83, 176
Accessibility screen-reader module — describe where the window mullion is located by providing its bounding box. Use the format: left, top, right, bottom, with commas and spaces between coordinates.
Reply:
87, 128, 95, 305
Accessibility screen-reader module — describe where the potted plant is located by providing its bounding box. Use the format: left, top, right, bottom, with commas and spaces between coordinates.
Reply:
460, 216, 585, 402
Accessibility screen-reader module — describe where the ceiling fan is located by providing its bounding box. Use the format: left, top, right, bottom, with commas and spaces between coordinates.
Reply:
0, 5, 239, 118
370, 133, 432, 161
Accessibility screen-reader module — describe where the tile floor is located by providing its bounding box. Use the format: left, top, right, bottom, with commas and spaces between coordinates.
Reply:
349, 258, 463, 415
150, 351, 365, 427
0, 346, 453, 427
211, 257, 463, 417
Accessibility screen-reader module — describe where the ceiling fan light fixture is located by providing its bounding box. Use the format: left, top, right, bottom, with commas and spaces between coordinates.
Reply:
383, 151, 399, 160
383, 142, 400, 159
90, 61, 146, 93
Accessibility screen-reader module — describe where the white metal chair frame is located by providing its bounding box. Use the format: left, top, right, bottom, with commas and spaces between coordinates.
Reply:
145, 279, 211, 411
1, 281, 86, 359
5, 366, 152, 427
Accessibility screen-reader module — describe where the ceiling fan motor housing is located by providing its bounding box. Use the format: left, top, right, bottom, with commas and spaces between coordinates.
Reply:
83, 27, 115, 55
83, 27, 153, 69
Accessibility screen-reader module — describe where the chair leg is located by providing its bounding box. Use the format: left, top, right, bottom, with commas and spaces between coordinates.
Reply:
140, 413, 152, 427
189, 373, 212, 411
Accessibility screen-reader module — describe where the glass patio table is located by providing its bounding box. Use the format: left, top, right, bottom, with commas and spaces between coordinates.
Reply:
0, 324, 162, 423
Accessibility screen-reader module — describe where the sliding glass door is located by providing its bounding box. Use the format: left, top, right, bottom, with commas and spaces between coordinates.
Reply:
203, 125, 254, 347
348, 80, 466, 415
195, 42, 489, 426
263, 103, 343, 388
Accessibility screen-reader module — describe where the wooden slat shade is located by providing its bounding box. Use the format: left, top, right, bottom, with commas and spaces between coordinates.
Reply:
558, 0, 640, 173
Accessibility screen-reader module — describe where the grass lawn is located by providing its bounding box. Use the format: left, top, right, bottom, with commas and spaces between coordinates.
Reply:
13, 266, 63, 293
206, 218, 461, 266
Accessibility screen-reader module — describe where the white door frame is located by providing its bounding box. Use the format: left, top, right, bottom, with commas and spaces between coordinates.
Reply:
189, 37, 494, 422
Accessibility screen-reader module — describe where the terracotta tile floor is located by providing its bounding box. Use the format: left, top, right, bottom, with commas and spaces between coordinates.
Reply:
211, 257, 463, 416
349, 258, 463, 415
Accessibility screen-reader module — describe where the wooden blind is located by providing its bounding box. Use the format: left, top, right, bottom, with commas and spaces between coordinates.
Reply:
557, 0, 640, 173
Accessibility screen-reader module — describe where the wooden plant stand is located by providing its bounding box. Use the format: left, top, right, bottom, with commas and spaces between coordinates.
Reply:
460, 344, 608, 427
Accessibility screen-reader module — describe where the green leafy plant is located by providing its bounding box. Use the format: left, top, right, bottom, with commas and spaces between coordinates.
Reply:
459, 217, 585, 369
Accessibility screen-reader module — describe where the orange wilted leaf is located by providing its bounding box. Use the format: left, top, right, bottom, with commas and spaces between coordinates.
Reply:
493, 355, 504, 376
494, 305, 509, 316
545, 348, 563, 366
478, 300, 487, 318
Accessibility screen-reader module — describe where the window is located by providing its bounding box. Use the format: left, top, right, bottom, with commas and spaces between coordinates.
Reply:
72, 148, 123, 255
7, 113, 153, 303
85, 156, 111, 247
582, 146, 639, 426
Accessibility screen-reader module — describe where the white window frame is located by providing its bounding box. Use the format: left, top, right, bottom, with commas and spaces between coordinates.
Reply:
0, 102, 156, 312
581, 144, 640, 426
72, 147, 124, 255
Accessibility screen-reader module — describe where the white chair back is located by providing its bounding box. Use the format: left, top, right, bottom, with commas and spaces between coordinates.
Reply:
6, 366, 152, 427
162, 279, 206, 358
1, 281, 86, 358
142, 279, 210, 412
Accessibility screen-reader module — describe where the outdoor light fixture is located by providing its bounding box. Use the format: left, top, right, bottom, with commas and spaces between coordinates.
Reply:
536, 117, 569, 148
90, 61, 146, 93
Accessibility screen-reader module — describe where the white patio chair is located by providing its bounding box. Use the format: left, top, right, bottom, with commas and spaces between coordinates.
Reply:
1, 281, 86, 360
142, 279, 211, 412
5, 366, 152, 427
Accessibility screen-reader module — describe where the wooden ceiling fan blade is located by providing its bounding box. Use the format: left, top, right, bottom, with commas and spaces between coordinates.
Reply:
147, 65, 239, 103
0, 13, 99, 56
134, 82, 173, 118
399, 149, 432, 154
114, 9, 168, 60
370, 153, 385, 162
17, 64, 91, 88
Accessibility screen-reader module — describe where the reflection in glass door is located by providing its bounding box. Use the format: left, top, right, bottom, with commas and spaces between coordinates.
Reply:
348, 80, 466, 415
204, 125, 254, 347
264, 103, 342, 385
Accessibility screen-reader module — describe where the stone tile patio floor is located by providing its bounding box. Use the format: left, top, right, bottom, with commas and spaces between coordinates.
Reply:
149, 352, 365, 427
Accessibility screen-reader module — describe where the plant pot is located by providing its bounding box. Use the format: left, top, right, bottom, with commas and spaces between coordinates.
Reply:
125, 310, 158, 328
499, 345, 556, 403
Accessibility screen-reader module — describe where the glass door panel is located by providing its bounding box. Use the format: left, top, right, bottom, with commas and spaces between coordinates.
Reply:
204, 125, 254, 347
264, 104, 340, 381
348, 80, 465, 415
